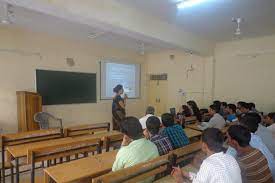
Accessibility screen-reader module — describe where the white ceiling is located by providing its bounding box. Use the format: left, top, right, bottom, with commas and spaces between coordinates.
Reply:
118, 0, 275, 42
0, 4, 177, 54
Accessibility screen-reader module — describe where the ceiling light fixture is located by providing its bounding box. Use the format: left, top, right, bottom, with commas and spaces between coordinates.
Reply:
177, 0, 207, 9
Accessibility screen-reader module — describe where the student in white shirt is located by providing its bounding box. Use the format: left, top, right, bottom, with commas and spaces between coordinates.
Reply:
172, 128, 242, 183
139, 106, 160, 129
199, 105, 226, 130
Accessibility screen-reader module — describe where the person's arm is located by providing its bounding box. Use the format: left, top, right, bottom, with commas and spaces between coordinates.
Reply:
118, 95, 127, 109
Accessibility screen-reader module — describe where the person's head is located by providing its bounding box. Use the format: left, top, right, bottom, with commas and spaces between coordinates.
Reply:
208, 104, 219, 115
161, 113, 175, 127
181, 105, 192, 117
120, 116, 143, 140
146, 116, 161, 135
145, 106, 155, 115
213, 100, 222, 112
221, 102, 228, 109
226, 104, 237, 114
227, 125, 251, 151
238, 102, 250, 113
187, 100, 199, 110
248, 102, 256, 111
113, 84, 124, 95
265, 112, 275, 125
239, 113, 261, 133
201, 128, 224, 154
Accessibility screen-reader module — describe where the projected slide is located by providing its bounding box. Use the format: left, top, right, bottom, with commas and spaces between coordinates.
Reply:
101, 62, 140, 99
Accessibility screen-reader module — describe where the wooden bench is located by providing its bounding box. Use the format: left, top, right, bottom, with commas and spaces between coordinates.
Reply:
1, 128, 63, 183
184, 116, 198, 125
104, 133, 124, 152
44, 150, 117, 183
169, 142, 201, 165
64, 123, 110, 137
92, 154, 174, 183
28, 138, 101, 183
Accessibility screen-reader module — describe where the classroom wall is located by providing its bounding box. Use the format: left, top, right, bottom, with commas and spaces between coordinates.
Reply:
145, 50, 214, 111
214, 35, 275, 113
0, 26, 146, 133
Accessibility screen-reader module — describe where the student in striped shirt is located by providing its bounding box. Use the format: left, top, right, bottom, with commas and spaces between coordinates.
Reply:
227, 125, 273, 183
144, 116, 173, 155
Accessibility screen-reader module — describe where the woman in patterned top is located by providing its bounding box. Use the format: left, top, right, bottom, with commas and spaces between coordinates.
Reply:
112, 84, 127, 130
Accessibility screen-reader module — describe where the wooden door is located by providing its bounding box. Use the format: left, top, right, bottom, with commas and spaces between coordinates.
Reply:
147, 80, 168, 116
26, 93, 41, 131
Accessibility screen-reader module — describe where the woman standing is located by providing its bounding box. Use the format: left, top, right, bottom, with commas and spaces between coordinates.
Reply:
112, 84, 127, 130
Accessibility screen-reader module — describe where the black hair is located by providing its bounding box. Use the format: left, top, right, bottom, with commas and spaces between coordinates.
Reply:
248, 103, 256, 110
221, 102, 228, 107
120, 116, 143, 140
209, 104, 219, 113
181, 105, 192, 117
161, 113, 175, 127
228, 125, 251, 147
228, 104, 237, 113
267, 112, 275, 121
187, 100, 202, 121
238, 102, 249, 109
239, 113, 261, 133
113, 84, 123, 93
202, 128, 224, 152
146, 116, 161, 135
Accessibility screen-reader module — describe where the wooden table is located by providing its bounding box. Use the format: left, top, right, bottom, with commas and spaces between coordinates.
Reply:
154, 164, 198, 183
185, 123, 203, 132
6, 130, 121, 183
44, 150, 117, 183
186, 123, 230, 134
184, 128, 202, 140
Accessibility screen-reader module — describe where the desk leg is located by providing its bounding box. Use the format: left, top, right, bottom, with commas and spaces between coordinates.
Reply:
6, 152, 13, 183
15, 158, 19, 183
44, 172, 51, 183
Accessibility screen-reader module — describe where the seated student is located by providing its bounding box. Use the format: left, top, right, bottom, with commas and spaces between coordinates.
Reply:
161, 113, 189, 149
221, 102, 229, 117
187, 100, 202, 122
172, 128, 242, 183
144, 116, 173, 155
226, 104, 238, 123
265, 112, 275, 132
237, 102, 250, 115
248, 102, 258, 113
112, 116, 159, 171
213, 100, 222, 115
139, 106, 159, 130
199, 105, 226, 130
227, 113, 275, 179
227, 125, 273, 183
177, 105, 192, 118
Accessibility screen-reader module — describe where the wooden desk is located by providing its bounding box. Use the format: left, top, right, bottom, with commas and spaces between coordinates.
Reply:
185, 123, 202, 132
154, 164, 198, 183
6, 131, 121, 183
44, 150, 117, 183
185, 128, 202, 139
186, 124, 229, 134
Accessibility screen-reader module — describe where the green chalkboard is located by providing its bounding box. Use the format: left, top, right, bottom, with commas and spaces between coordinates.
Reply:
36, 69, 96, 105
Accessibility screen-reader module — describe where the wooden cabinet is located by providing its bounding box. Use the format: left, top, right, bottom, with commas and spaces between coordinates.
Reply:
17, 91, 42, 132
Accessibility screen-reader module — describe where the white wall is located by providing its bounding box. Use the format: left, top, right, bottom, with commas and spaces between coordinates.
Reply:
0, 26, 146, 133
145, 50, 213, 110
214, 35, 275, 112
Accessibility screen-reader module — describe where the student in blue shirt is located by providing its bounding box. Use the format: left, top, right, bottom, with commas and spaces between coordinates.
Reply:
226, 104, 238, 123
161, 113, 189, 149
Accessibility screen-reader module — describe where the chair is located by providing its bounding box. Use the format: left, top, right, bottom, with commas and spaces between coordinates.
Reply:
34, 112, 63, 130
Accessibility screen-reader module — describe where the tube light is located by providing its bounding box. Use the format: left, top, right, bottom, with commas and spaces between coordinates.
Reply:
177, 0, 207, 9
